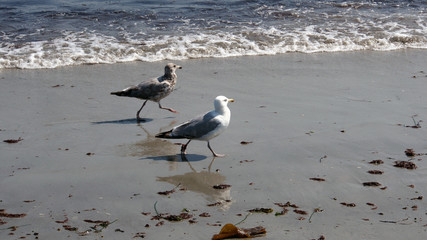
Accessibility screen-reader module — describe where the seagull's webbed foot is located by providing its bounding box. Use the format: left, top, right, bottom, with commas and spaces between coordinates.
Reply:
212, 153, 225, 158
208, 142, 225, 158
136, 117, 147, 123
164, 107, 178, 113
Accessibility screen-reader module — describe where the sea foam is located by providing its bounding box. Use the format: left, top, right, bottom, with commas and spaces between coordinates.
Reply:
1, 21, 426, 69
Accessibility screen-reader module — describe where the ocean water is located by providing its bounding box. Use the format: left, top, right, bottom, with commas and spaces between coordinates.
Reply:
0, 0, 426, 69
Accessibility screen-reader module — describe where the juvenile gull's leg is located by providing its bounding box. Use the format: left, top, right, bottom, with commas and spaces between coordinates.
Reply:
158, 101, 178, 113
207, 141, 225, 158
136, 100, 148, 122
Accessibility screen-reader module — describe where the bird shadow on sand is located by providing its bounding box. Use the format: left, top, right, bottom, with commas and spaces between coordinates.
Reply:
92, 118, 153, 125
141, 153, 207, 162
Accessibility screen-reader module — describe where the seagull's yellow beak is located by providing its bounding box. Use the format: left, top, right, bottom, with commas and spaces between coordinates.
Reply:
228, 98, 235, 103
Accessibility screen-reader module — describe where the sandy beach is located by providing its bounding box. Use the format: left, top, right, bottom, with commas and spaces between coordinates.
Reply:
1, 50, 426, 239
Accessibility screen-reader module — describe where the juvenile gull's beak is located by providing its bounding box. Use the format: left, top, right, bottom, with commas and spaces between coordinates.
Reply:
228, 99, 235, 103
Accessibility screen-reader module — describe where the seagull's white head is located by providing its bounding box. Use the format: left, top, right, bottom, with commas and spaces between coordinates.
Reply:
214, 96, 234, 112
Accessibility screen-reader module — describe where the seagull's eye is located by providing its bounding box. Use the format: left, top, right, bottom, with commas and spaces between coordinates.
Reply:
223, 99, 227, 102
174, 65, 176, 67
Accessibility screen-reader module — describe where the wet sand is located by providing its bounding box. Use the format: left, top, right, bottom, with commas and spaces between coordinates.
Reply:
1, 50, 426, 239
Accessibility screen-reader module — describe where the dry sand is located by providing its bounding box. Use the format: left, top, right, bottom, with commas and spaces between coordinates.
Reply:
1, 50, 426, 239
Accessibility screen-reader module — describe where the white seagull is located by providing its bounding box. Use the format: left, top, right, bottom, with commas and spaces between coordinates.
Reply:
111, 63, 182, 122
156, 96, 234, 157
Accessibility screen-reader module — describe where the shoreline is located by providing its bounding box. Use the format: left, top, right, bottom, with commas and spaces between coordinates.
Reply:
1, 49, 426, 239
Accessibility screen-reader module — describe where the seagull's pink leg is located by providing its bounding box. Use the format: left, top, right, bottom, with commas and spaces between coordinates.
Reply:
158, 101, 178, 113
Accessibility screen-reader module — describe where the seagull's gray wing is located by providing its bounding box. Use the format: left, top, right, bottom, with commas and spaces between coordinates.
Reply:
173, 111, 221, 139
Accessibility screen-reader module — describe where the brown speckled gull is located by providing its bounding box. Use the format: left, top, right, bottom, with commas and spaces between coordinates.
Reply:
111, 63, 182, 122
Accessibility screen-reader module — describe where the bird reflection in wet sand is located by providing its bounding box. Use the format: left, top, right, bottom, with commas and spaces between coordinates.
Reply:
157, 157, 232, 210
116, 122, 181, 165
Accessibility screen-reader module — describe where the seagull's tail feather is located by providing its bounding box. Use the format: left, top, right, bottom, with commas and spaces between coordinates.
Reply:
110, 86, 136, 97
111, 90, 130, 97
155, 130, 184, 139
155, 130, 173, 138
